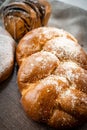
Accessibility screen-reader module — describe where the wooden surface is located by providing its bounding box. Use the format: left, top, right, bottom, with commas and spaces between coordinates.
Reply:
0, 1, 87, 130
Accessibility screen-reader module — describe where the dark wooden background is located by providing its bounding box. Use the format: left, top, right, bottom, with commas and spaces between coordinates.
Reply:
0, 1, 87, 130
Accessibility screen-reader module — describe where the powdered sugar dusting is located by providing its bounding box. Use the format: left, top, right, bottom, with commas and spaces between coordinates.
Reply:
60, 89, 78, 108
62, 61, 81, 81
40, 75, 69, 93
43, 37, 81, 62
34, 51, 59, 70
0, 35, 15, 76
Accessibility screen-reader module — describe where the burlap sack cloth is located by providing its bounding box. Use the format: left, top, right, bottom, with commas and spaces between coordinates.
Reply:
0, 1, 87, 130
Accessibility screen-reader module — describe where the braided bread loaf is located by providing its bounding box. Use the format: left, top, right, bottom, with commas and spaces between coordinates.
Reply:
16, 27, 87, 129
2, 0, 51, 41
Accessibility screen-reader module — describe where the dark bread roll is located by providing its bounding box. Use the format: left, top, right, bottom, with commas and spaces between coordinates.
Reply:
16, 27, 87, 129
0, 27, 15, 83
2, 0, 51, 41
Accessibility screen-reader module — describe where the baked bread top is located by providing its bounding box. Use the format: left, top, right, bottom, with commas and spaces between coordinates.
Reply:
16, 27, 87, 129
2, 0, 51, 41
0, 27, 15, 83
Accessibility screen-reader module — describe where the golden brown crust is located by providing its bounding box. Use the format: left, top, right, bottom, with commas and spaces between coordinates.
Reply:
21, 75, 87, 128
43, 37, 87, 69
16, 27, 77, 66
16, 27, 87, 129
2, 0, 51, 41
0, 27, 15, 83
18, 51, 59, 93
38, 0, 51, 25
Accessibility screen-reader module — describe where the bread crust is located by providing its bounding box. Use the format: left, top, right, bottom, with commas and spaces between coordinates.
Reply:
2, 0, 51, 41
0, 27, 15, 83
16, 27, 77, 66
16, 27, 87, 129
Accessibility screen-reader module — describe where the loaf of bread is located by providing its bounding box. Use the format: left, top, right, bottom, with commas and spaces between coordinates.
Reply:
16, 27, 87, 129
2, 0, 51, 41
0, 27, 15, 83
